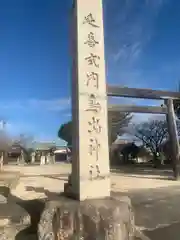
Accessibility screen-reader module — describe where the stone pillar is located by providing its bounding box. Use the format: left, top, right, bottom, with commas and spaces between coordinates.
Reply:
31, 152, 36, 164
40, 155, 46, 165
19, 150, 25, 165
17, 156, 20, 165
64, 0, 110, 200
52, 154, 55, 164
46, 153, 51, 164
165, 99, 180, 179
0, 152, 3, 170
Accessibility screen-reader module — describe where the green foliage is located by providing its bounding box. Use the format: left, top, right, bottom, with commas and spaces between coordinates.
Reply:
108, 112, 132, 145
58, 121, 72, 146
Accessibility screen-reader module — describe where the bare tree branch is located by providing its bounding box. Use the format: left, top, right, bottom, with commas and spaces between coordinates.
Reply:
108, 111, 133, 145
131, 120, 168, 160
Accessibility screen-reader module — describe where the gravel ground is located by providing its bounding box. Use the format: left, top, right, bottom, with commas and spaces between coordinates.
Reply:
3, 163, 180, 240
3, 163, 180, 201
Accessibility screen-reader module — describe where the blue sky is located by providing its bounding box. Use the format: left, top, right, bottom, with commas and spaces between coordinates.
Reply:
0, 0, 179, 144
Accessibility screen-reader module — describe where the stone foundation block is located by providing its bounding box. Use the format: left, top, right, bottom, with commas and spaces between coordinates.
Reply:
38, 195, 135, 240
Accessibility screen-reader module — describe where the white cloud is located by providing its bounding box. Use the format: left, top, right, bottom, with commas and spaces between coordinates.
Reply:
113, 42, 142, 63
0, 98, 70, 112
105, 0, 168, 88
28, 98, 70, 111
145, 0, 168, 12
131, 113, 165, 124
4, 122, 67, 145
107, 0, 167, 62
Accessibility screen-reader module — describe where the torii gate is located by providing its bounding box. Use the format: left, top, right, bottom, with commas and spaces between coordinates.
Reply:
65, 0, 180, 201
108, 85, 180, 180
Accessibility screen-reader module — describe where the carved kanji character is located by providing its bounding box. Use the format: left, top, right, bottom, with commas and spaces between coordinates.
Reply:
85, 53, 100, 68
86, 72, 99, 88
89, 138, 100, 161
83, 13, 99, 28
84, 32, 99, 48
86, 94, 101, 113
88, 116, 102, 134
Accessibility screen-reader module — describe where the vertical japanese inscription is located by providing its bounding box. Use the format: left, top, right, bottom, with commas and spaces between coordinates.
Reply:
84, 13, 100, 90
83, 13, 102, 180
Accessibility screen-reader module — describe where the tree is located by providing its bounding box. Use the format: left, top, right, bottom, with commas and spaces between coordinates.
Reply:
173, 100, 180, 119
132, 119, 168, 165
58, 121, 72, 147
15, 134, 34, 149
173, 82, 180, 119
0, 130, 11, 170
58, 112, 132, 147
121, 143, 140, 163
12, 134, 34, 164
108, 112, 132, 145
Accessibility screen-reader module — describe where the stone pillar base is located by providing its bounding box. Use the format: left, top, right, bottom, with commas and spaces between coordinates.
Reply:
38, 194, 135, 239
64, 174, 111, 201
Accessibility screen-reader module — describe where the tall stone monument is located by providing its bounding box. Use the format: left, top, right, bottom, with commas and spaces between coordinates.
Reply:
38, 1, 135, 238
64, 0, 110, 200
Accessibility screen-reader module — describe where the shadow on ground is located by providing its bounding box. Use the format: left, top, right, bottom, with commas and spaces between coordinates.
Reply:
144, 221, 180, 240
14, 198, 45, 239
20, 173, 69, 181
1, 184, 69, 239
16, 185, 180, 240
113, 185, 180, 239
111, 165, 174, 181
0, 186, 45, 239
2, 171, 180, 239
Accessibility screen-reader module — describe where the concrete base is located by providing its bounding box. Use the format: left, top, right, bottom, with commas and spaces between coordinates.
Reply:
38, 194, 135, 240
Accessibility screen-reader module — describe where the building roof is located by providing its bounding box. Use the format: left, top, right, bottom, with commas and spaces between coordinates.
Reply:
111, 140, 151, 158
113, 138, 130, 145
111, 139, 132, 152
33, 141, 56, 151
54, 147, 71, 154
8, 143, 26, 154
